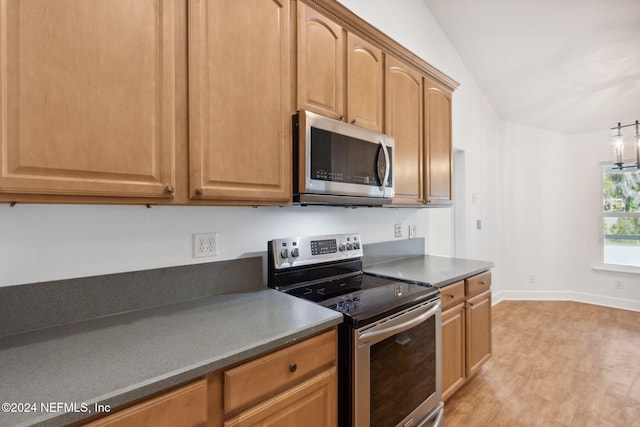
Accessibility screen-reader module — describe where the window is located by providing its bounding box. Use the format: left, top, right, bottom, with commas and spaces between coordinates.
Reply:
602, 166, 640, 267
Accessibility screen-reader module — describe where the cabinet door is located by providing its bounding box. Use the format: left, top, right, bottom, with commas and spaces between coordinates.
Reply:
385, 56, 423, 205
465, 290, 492, 378
189, 0, 291, 203
424, 77, 452, 205
224, 368, 337, 427
83, 379, 207, 427
346, 33, 383, 132
441, 303, 465, 401
0, 0, 176, 199
297, 2, 344, 119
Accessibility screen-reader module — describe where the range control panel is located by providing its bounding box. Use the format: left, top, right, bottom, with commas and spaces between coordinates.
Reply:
270, 233, 363, 269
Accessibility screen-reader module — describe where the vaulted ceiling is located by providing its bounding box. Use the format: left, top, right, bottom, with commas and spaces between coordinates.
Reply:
423, 0, 640, 135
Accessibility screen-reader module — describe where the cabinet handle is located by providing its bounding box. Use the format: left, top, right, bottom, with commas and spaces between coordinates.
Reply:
479, 281, 486, 286
195, 188, 204, 196
289, 363, 297, 373
338, 115, 344, 121
449, 294, 455, 299
350, 119, 356, 124
164, 185, 175, 194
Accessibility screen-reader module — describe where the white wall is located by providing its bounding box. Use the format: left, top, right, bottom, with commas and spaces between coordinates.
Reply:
1, 1, 504, 292
498, 123, 640, 310
0, 205, 427, 286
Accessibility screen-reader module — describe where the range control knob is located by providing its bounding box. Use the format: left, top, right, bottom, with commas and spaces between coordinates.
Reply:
353, 242, 361, 250
346, 243, 353, 250
280, 249, 289, 259
291, 248, 300, 258
338, 244, 346, 252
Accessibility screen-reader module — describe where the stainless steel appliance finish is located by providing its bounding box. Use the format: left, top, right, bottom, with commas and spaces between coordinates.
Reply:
270, 233, 363, 270
354, 298, 441, 427
268, 233, 443, 427
293, 110, 395, 206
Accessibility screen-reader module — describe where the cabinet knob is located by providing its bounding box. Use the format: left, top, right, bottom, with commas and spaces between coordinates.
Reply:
479, 281, 486, 286
449, 294, 455, 299
195, 188, 204, 196
289, 363, 297, 373
164, 185, 175, 194
350, 119, 356, 125
338, 115, 344, 121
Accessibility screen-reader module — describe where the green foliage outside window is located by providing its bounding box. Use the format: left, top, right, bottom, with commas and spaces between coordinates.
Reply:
603, 169, 640, 246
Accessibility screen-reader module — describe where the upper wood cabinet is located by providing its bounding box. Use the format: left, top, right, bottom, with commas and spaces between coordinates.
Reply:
0, 0, 176, 200
424, 77, 453, 206
297, 4, 384, 132
0, 0, 457, 207
385, 56, 423, 205
297, 2, 345, 120
346, 33, 384, 132
188, 0, 291, 204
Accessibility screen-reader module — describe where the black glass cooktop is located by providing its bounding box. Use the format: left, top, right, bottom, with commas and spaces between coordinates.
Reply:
317, 274, 439, 328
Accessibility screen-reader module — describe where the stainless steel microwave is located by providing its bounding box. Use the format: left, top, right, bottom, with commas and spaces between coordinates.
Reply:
293, 110, 395, 206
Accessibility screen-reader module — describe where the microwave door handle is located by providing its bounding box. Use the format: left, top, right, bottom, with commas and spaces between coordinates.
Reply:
379, 140, 390, 188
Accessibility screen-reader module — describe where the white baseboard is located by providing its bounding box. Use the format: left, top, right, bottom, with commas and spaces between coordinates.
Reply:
492, 290, 640, 312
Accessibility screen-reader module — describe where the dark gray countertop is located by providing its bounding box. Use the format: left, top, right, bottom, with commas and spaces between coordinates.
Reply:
0, 290, 342, 427
364, 255, 494, 288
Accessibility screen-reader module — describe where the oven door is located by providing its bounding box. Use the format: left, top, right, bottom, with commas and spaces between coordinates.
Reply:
353, 298, 442, 427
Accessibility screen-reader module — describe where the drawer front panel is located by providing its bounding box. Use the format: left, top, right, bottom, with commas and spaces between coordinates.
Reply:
440, 280, 465, 310
224, 329, 336, 413
465, 271, 491, 297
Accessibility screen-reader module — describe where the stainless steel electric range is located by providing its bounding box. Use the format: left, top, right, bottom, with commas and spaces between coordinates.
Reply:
268, 233, 444, 427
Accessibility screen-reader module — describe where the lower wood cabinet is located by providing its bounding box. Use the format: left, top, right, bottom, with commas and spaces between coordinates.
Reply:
224, 367, 336, 427
440, 272, 492, 401
222, 329, 337, 426
79, 328, 337, 427
466, 289, 492, 378
82, 379, 207, 427
441, 302, 465, 401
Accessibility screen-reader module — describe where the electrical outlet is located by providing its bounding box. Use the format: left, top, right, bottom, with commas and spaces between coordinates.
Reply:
615, 280, 623, 290
528, 274, 534, 283
394, 223, 402, 238
193, 232, 218, 258
409, 225, 417, 239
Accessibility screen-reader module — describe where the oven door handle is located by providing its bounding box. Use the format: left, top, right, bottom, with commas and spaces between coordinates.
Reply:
358, 300, 441, 344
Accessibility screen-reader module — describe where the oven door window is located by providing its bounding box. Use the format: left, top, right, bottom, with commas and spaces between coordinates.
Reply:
369, 315, 436, 427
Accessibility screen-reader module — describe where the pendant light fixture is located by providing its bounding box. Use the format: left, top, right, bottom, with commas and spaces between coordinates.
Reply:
611, 120, 640, 170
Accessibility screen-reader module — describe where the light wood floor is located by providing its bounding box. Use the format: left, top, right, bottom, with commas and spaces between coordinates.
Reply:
443, 300, 640, 427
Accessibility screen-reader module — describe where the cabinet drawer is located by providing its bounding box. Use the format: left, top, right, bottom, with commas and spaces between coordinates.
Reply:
224, 329, 337, 413
465, 271, 491, 297
224, 367, 337, 427
83, 379, 207, 427
440, 280, 465, 310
